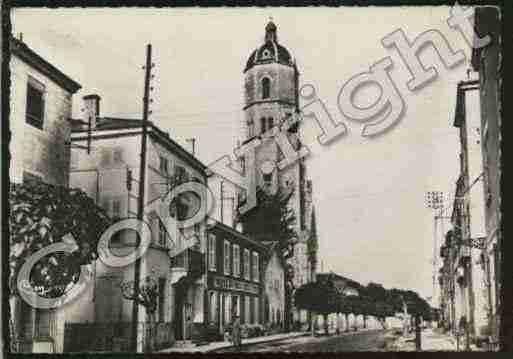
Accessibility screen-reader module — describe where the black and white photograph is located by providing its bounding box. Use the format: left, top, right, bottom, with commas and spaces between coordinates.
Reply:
1, 2, 506, 354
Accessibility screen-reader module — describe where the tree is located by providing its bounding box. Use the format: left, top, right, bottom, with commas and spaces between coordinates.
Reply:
307, 208, 318, 275
240, 186, 297, 331
294, 280, 339, 335
337, 296, 353, 333
120, 275, 159, 352
9, 182, 111, 298
372, 301, 395, 329
9, 181, 111, 349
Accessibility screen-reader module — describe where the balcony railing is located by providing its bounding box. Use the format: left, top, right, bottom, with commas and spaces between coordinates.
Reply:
170, 248, 205, 281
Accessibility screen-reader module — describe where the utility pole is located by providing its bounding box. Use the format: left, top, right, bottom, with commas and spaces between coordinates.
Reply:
186, 138, 196, 157
132, 43, 153, 352
425, 191, 444, 309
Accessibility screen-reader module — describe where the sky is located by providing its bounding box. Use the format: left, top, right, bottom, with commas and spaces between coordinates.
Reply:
11, 6, 477, 301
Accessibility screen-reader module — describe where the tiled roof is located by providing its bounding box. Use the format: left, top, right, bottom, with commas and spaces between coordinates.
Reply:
10, 36, 81, 93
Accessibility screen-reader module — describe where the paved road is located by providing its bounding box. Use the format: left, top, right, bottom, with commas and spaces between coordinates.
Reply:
215, 329, 390, 352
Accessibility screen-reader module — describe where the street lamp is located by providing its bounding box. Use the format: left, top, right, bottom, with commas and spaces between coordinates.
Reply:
425, 191, 445, 309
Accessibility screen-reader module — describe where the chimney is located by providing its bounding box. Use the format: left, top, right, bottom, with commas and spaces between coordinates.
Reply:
83, 94, 101, 129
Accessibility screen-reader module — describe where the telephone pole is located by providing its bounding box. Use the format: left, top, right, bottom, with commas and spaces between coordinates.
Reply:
132, 43, 153, 352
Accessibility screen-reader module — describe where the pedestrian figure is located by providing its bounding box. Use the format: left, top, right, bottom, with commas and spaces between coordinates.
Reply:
232, 315, 242, 348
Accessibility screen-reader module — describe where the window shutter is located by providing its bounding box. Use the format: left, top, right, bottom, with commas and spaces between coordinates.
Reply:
113, 148, 123, 163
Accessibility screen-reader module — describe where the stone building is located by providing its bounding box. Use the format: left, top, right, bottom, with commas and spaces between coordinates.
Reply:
471, 6, 502, 349
8, 35, 81, 353
239, 20, 316, 327
68, 96, 208, 351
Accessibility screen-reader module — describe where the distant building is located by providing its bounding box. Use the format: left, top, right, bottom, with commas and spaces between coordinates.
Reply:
262, 241, 286, 327
9, 35, 81, 353
68, 97, 208, 351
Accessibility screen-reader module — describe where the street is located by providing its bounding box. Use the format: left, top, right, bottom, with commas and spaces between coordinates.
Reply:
214, 329, 389, 352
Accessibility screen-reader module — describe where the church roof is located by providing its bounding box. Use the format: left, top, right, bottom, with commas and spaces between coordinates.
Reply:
244, 20, 295, 73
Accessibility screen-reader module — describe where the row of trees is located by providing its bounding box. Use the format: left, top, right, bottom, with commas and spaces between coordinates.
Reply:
295, 277, 433, 335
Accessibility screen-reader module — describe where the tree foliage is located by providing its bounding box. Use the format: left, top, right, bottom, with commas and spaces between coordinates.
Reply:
240, 186, 297, 262
294, 280, 339, 315
9, 182, 111, 298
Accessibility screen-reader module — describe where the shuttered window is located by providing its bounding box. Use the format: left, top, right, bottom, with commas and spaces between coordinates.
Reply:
233, 245, 240, 277
252, 252, 259, 282
208, 234, 216, 271
243, 249, 250, 280
224, 240, 231, 275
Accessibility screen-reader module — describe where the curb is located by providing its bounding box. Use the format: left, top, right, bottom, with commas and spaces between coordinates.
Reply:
205, 332, 309, 353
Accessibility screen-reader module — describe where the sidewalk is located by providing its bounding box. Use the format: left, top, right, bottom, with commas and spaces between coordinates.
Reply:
389, 328, 482, 351
159, 332, 307, 353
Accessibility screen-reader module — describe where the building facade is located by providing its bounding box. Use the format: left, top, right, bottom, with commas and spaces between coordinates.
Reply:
440, 7, 502, 347
471, 6, 502, 349
472, 7, 502, 344
239, 20, 316, 327
9, 36, 81, 353
68, 96, 208, 351
205, 221, 267, 335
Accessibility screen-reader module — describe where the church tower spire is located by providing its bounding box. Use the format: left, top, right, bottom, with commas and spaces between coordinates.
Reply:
265, 18, 277, 42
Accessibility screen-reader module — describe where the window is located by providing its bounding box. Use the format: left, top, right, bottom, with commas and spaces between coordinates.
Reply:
262, 77, 270, 99
233, 245, 240, 277
245, 296, 251, 325
263, 172, 273, 187
231, 295, 239, 318
243, 249, 250, 280
224, 240, 231, 275
248, 118, 255, 138
26, 76, 45, 129
253, 297, 259, 324
224, 293, 231, 325
260, 117, 266, 134
175, 165, 186, 183
267, 117, 274, 130
158, 220, 167, 247
252, 252, 259, 282
209, 291, 217, 323
208, 234, 216, 271
159, 156, 168, 174
113, 147, 123, 163
112, 198, 122, 219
